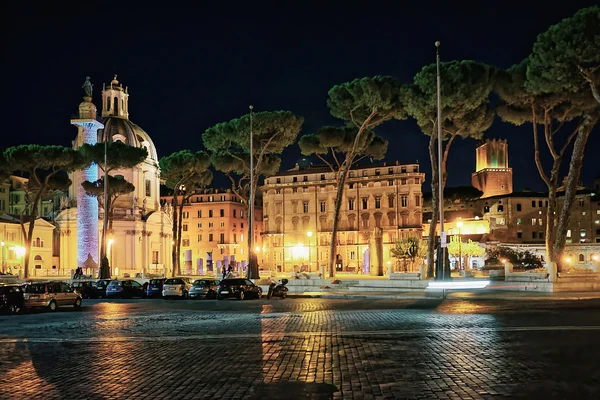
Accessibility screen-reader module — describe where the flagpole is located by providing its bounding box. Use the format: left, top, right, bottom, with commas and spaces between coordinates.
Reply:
435, 41, 446, 281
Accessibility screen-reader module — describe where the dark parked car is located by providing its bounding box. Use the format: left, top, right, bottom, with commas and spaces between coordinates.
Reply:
71, 280, 103, 299
106, 280, 145, 298
189, 279, 219, 299
94, 279, 112, 297
0, 284, 24, 313
146, 278, 165, 298
217, 278, 262, 300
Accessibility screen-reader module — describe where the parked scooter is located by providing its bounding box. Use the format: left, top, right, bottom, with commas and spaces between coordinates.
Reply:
267, 279, 289, 299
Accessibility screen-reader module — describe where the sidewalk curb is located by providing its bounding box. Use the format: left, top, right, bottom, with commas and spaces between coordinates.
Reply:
288, 293, 600, 301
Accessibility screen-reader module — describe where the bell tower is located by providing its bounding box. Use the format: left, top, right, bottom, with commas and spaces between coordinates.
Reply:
101, 75, 129, 119
471, 139, 513, 198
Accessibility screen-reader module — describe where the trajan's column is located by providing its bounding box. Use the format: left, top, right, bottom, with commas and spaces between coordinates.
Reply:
70, 77, 103, 271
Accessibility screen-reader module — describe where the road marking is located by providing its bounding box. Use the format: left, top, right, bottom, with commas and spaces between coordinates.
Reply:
1, 325, 600, 344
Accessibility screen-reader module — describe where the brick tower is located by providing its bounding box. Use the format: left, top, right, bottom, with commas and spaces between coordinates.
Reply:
471, 139, 513, 198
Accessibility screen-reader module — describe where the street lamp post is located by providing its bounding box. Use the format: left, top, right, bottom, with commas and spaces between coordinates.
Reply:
307, 231, 313, 272
1, 241, 4, 274
456, 220, 463, 271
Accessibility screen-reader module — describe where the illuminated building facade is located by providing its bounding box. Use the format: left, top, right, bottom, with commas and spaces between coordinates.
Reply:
260, 162, 425, 275
160, 190, 262, 274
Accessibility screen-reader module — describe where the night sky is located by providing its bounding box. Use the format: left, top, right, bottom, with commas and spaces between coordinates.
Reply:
4, 1, 599, 192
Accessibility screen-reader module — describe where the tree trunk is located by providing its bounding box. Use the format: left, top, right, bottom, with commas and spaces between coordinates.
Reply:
247, 178, 260, 280
177, 201, 184, 276
544, 164, 561, 263
328, 169, 349, 277
426, 134, 439, 279
171, 195, 178, 277
552, 113, 595, 270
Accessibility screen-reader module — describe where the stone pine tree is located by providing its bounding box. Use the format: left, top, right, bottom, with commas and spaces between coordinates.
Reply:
298, 126, 388, 275
405, 61, 495, 278
495, 61, 598, 270
3, 145, 87, 279
390, 237, 427, 272
79, 141, 148, 277
203, 110, 303, 279
159, 150, 212, 277
301, 76, 407, 277
82, 175, 135, 230
527, 6, 600, 105
524, 6, 600, 268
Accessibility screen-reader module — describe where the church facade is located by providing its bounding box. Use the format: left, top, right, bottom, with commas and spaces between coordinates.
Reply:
55, 76, 174, 277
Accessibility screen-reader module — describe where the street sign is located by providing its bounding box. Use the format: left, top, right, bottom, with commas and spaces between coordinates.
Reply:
440, 232, 448, 248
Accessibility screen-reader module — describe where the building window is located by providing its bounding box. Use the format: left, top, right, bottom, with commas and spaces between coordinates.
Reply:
388, 167, 394, 174
292, 188, 298, 193
401, 196, 407, 207
497, 218, 505, 225
209, 196, 214, 202
375, 169, 380, 176
183, 224, 188, 232
388, 196, 394, 208
209, 210, 213, 218
350, 251, 356, 260
362, 198, 368, 209
516, 203, 522, 212
276, 178, 281, 183
349, 172, 355, 178
233, 234, 237, 243
145, 179, 151, 197
484, 206, 490, 213
401, 179, 406, 185
182, 239, 190, 247
567, 230, 571, 238
532, 218, 536, 226
531, 200, 536, 207
276, 189, 281, 195
197, 210, 202, 218
320, 201, 326, 212
303, 202, 309, 213
198, 235, 202, 242
374, 197, 381, 209
497, 205, 504, 212
348, 199, 355, 211
579, 199, 585, 207
220, 209, 224, 217
579, 254, 585, 262
183, 212, 189, 218
320, 174, 326, 180
233, 210, 236, 218
240, 210, 244, 218
538, 218, 543, 226
517, 218, 522, 225
303, 187, 308, 193
349, 183, 354, 189
303, 176, 308, 182
362, 170, 367, 177
197, 223, 202, 228
401, 167, 407, 173
220, 233, 225, 243
152, 251, 159, 264
293, 177, 298, 182
415, 195, 420, 207
517, 232, 522, 239
532, 232, 537, 239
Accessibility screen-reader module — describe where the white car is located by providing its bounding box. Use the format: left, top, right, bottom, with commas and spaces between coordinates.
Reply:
162, 277, 192, 299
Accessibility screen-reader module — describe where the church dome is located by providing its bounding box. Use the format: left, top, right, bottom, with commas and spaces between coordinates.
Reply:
101, 117, 158, 162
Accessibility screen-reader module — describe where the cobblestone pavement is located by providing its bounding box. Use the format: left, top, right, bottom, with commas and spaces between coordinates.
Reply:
1, 298, 600, 399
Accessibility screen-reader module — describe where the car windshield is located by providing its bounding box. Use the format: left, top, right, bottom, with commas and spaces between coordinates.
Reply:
164, 279, 183, 285
193, 280, 210, 286
25, 284, 46, 294
95, 280, 109, 288
149, 279, 163, 285
108, 280, 121, 286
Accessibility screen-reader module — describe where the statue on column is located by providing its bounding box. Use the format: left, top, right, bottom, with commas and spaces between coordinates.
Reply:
133, 196, 139, 217
82, 76, 93, 98
142, 198, 147, 215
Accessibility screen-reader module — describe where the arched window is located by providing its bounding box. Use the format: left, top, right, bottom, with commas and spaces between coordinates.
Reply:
34, 237, 42, 247
578, 254, 585, 262
387, 212, 396, 226
275, 218, 282, 233
34, 255, 42, 269
292, 217, 299, 231
106, 97, 111, 112
114, 97, 119, 115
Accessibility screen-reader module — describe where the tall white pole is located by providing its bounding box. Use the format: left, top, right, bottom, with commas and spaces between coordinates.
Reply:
436, 41, 446, 280
248, 105, 255, 279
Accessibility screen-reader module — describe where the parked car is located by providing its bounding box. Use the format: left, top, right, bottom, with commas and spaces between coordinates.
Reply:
0, 284, 25, 313
106, 280, 146, 298
94, 279, 112, 298
146, 278, 166, 298
71, 280, 104, 299
189, 279, 219, 299
162, 277, 192, 299
23, 282, 82, 311
217, 278, 262, 300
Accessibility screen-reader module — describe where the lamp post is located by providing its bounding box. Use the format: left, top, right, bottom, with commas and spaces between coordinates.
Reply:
456, 220, 463, 271
435, 40, 447, 281
307, 231, 313, 272
1, 241, 4, 274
